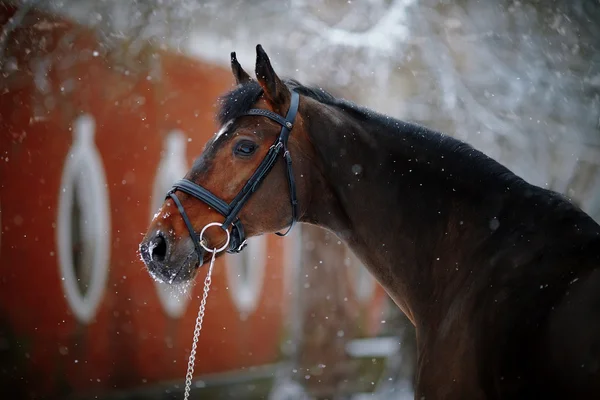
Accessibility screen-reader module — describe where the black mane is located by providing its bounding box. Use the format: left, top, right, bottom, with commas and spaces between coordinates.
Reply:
217, 78, 372, 125
216, 78, 531, 190
216, 80, 262, 125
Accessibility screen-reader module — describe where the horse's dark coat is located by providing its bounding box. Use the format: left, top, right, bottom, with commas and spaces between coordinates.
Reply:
216, 79, 600, 399
142, 47, 600, 399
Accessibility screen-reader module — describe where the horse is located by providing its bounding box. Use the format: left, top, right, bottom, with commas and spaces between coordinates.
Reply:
139, 45, 600, 399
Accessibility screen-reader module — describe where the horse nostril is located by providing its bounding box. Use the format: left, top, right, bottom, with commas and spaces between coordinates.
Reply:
150, 233, 168, 262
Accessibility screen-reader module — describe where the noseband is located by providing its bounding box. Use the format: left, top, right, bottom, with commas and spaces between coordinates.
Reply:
165, 90, 300, 259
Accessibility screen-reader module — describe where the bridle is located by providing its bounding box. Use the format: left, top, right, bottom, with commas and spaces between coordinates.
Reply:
165, 89, 300, 260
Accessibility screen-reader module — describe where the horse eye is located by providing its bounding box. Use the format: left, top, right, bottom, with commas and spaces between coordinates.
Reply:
234, 140, 257, 157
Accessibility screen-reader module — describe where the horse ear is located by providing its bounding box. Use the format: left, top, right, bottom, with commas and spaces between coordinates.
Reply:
255, 44, 291, 112
231, 52, 252, 85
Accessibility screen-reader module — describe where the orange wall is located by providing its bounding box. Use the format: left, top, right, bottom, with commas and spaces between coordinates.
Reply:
0, 6, 286, 398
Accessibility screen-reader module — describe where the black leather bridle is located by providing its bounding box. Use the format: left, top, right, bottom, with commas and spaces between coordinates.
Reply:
165, 90, 300, 260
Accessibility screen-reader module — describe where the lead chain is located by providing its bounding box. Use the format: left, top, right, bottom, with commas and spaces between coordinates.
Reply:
183, 250, 217, 400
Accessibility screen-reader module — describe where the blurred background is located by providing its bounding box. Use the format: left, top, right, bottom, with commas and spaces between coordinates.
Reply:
0, 0, 598, 399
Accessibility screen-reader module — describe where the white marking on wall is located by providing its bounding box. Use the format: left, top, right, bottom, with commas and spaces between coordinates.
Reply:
224, 235, 268, 319
345, 247, 375, 303
56, 114, 111, 324
150, 131, 191, 318
281, 226, 304, 357
346, 336, 401, 358
283, 226, 302, 302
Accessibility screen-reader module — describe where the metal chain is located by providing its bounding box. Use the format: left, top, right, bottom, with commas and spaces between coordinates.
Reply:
183, 250, 217, 400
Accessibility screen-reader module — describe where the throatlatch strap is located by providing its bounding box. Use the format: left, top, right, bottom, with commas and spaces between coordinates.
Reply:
275, 149, 297, 237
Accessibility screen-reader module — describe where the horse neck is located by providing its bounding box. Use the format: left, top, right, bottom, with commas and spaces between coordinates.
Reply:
301, 101, 534, 327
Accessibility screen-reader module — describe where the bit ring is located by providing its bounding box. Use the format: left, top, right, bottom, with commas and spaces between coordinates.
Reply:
199, 222, 230, 253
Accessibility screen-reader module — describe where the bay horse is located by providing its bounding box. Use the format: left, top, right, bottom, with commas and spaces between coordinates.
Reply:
139, 45, 600, 399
